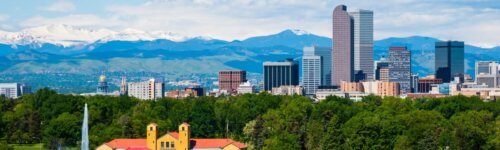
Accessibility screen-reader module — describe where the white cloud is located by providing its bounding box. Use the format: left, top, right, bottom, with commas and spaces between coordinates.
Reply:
43, 1, 76, 12
19, 14, 123, 29
0, 14, 8, 21
9, 0, 500, 47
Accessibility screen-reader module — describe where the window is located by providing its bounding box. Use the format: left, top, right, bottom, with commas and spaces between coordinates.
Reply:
171, 142, 175, 148
150, 127, 153, 131
161, 142, 164, 148
182, 127, 185, 131
166, 142, 170, 148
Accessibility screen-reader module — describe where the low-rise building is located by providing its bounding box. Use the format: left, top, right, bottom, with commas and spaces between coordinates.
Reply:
340, 81, 364, 92
315, 89, 368, 101
0, 83, 31, 99
271, 85, 304, 95
166, 87, 204, 99
237, 81, 256, 94
97, 123, 247, 150
361, 81, 400, 97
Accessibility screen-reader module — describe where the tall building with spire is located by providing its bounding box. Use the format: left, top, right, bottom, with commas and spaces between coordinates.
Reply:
96, 74, 108, 94
332, 5, 354, 86
120, 76, 128, 95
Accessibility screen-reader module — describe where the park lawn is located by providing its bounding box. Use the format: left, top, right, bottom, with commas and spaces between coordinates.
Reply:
9, 144, 78, 150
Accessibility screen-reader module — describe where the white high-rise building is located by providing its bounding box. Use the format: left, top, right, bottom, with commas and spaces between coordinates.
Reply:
302, 56, 322, 95
0, 83, 31, 99
475, 61, 500, 88
128, 78, 164, 100
350, 10, 374, 81
303, 46, 332, 85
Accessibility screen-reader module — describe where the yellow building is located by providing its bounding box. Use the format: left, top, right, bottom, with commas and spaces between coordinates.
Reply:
97, 122, 247, 150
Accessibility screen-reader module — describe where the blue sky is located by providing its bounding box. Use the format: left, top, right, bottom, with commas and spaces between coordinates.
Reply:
1, 0, 500, 47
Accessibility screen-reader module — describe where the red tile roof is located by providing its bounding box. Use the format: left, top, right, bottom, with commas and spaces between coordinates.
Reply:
168, 132, 179, 139
126, 146, 150, 150
105, 139, 146, 149
191, 138, 247, 149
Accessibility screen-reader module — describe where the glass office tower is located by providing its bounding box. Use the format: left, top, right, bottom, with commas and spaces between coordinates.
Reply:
435, 41, 464, 83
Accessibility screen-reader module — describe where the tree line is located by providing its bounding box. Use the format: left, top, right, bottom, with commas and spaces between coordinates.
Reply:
0, 88, 499, 149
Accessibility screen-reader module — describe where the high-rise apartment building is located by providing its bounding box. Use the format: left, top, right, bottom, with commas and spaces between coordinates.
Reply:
388, 46, 411, 94
303, 46, 332, 85
128, 78, 164, 100
0, 83, 31, 99
475, 61, 500, 88
302, 56, 321, 95
350, 9, 374, 81
435, 41, 464, 83
218, 70, 247, 94
332, 5, 354, 86
263, 59, 299, 91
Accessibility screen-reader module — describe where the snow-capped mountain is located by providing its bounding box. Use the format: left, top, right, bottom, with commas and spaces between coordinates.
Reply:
0, 24, 188, 47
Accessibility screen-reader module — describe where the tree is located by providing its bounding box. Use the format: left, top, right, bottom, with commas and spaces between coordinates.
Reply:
450, 110, 494, 149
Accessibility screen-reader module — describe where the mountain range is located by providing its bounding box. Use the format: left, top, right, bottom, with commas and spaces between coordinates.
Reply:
1, 24, 499, 78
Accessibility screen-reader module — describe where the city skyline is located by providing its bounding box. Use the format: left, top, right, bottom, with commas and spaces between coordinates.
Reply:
0, 1, 500, 47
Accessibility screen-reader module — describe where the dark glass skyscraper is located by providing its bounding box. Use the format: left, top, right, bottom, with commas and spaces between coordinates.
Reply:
435, 41, 464, 83
332, 5, 354, 86
263, 59, 299, 91
388, 46, 411, 94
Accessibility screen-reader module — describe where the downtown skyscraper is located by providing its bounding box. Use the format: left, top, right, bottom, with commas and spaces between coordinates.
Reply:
435, 41, 464, 83
263, 59, 299, 91
388, 46, 411, 94
332, 5, 374, 86
302, 46, 331, 95
350, 10, 374, 81
332, 5, 354, 86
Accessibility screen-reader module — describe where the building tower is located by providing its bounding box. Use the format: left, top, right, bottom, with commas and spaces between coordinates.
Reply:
350, 9, 374, 81
96, 74, 108, 94
435, 41, 464, 83
475, 61, 500, 88
302, 55, 321, 95
303, 46, 332, 85
120, 76, 127, 95
218, 70, 247, 94
147, 123, 158, 150
332, 5, 354, 86
263, 59, 299, 91
178, 123, 191, 150
388, 46, 411, 94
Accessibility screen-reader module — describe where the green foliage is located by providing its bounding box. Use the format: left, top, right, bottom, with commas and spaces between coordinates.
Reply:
0, 89, 499, 150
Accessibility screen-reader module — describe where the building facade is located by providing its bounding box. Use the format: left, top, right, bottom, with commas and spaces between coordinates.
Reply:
388, 46, 411, 94
332, 5, 354, 86
350, 9, 374, 81
218, 70, 247, 94
303, 46, 332, 85
340, 81, 364, 92
475, 61, 500, 88
271, 85, 304, 96
362, 81, 400, 97
418, 76, 443, 93
237, 81, 256, 94
302, 56, 322, 95
97, 123, 247, 150
0, 83, 31, 99
374, 56, 389, 81
263, 59, 299, 91
128, 78, 164, 100
411, 74, 419, 93
96, 75, 109, 94
435, 41, 464, 83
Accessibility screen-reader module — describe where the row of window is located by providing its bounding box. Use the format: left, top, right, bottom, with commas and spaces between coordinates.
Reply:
161, 141, 175, 148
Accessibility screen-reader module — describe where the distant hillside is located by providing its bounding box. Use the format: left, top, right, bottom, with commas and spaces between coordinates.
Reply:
1, 28, 500, 78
